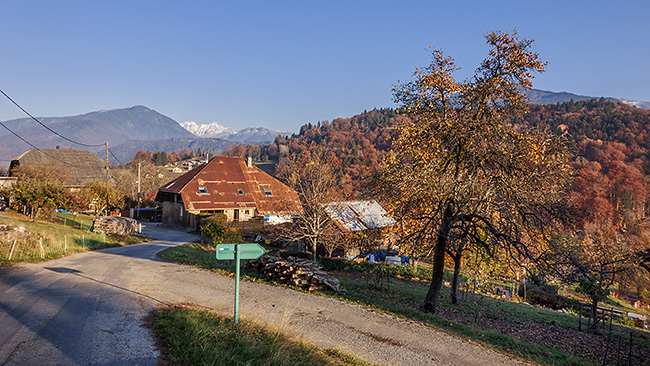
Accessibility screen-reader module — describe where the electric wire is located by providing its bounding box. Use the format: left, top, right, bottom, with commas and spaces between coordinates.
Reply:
108, 148, 125, 166
0, 121, 83, 167
0, 88, 105, 148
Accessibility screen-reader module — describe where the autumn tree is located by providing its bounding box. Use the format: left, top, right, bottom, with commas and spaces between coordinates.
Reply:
113, 159, 179, 208
76, 181, 124, 215
382, 30, 571, 313
550, 222, 637, 331
276, 144, 341, 260
10, 163, 74, 221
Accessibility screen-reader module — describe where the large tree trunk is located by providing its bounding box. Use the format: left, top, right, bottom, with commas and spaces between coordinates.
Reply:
309, 237, 318, 261
423, 204, 453, 313
450, 254, 462, 305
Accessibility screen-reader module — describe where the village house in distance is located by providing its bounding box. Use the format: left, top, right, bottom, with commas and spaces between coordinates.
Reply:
155, 156, 301, 230
8, 148, 112, 190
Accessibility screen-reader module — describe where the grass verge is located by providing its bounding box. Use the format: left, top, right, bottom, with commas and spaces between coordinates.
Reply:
0, 211, 150, 266
148, 305, 377, 366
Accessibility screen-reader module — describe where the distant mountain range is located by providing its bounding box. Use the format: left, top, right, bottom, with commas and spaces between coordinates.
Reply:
180, 121, 292, 142
0, 89, 647, 164
0, 106, 293, 163
524, 89, 650, 109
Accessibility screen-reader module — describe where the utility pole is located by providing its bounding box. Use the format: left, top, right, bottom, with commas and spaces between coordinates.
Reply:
105, 142, 110, 216
137, 161, 141, 219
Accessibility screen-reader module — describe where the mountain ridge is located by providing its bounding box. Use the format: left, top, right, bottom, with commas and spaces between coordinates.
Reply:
180, 121, 292, 142
525, 89, 650, 109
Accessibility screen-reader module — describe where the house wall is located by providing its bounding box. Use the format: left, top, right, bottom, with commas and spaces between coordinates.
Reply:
0, 177, 17, 190
214, 208, 256, 222
162, 201, 188, 227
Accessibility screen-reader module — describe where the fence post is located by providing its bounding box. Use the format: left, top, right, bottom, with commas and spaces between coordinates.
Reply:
628, 331, 632, 366
616, 333, 621, 366
8, 240, 17, 260
82, 234, 85, 249
65, 236, 67, 253
39, 238, 44, 258
579, 303, 583, 331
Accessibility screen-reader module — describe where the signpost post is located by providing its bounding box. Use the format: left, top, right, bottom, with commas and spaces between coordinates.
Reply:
216, 243, 266, 323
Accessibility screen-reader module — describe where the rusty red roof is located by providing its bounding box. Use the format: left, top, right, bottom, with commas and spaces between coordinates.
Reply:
157, 157, 300, 215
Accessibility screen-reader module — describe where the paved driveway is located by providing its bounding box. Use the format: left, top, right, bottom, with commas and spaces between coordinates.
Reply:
0, 224, 528, 366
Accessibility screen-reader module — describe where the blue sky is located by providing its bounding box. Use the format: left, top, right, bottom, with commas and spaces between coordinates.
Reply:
1, 1, 648, 132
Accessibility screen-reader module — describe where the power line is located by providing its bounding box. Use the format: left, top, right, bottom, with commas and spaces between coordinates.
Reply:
108, 147, 125, 166
0, 121, 83, 167
0, 88, 105, 148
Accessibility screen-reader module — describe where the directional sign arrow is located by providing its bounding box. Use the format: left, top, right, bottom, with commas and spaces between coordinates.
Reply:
215, 243, 267, 324
216, 243, 266, 260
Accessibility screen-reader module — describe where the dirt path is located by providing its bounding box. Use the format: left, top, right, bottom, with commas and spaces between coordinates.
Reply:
0, 224, 529, 365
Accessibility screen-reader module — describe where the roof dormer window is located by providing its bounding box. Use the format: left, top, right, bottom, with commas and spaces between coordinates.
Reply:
263, 188, 272, 197
198, 186, 209, 195
237, 189, 244, 196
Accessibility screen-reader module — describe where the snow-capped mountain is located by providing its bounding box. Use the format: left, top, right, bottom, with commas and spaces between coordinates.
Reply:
181, 121, 235, 138
525, 89, 650, 109
181, 121, 293, 143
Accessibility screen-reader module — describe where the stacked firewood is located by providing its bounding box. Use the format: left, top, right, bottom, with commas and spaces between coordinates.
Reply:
92, 217, 138, 235
248, 252, 340, 292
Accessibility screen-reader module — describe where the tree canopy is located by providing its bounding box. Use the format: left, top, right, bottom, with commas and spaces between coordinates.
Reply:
382, 30, 572, 313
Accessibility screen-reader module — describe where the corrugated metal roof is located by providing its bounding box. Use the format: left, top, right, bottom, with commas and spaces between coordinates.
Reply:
157, 156, 301, 215
323, 200, 396, 232
9, 149, 111, 187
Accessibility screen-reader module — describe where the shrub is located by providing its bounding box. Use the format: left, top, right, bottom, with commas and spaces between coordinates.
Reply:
200, 214, 242, 245
526, 287, 572, 310
318, 257, 433, 280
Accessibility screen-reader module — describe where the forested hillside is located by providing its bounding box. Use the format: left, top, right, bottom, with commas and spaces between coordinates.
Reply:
220, 108, 407, 197
223, 101, 650, 214
515, 100, 650, 228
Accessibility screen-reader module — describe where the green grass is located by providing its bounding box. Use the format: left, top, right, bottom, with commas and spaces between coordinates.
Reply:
0, 211, 149, 266
157, 242, 267, 282
49, 211, 95, 231
149, 306, 377, 366
332, 278, 591, 366
159, 244, 650, 366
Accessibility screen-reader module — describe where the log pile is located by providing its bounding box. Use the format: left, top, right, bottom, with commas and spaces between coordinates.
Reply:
248, 252, 340, 292
93, 217, 138, 235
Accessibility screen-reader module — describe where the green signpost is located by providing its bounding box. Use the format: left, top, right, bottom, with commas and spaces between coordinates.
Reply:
216, 243, 266, 323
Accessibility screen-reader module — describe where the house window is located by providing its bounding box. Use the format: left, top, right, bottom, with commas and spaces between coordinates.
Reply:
237, 189, 244, 196
198, 186, 208, 195
263, 188, 272, 197
244, 210, 250, 215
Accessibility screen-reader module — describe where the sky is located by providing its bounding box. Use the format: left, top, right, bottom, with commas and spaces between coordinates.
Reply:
1, 0, 649, 133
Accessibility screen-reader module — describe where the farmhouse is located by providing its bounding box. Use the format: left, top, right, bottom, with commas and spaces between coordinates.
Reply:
8, 148, 111, 189
155, 156, 301, 230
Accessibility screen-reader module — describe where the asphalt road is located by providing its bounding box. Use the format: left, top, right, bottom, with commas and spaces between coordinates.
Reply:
0, 224, 529, 366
